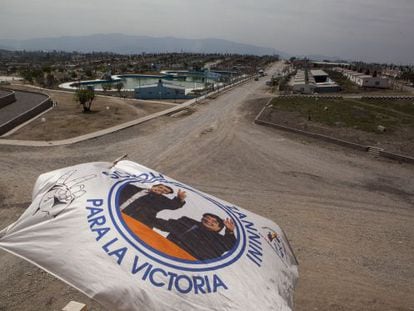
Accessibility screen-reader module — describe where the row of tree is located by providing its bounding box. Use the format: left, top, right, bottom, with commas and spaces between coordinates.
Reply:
101, 82, 124, 95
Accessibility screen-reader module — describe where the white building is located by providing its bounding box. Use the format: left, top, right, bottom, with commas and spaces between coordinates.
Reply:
310, 70, 329, 83
292, 81, 316, 94
292, 70, 316, 94
310, 70, 341, 93
292, 70, 340, 94
335, 68, 390, 89
355, 75, 390, 88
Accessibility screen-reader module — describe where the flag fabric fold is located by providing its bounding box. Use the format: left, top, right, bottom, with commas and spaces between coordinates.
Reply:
0, 160, 298, 311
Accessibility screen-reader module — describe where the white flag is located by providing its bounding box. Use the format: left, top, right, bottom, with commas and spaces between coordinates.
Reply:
0, 160, 298, 311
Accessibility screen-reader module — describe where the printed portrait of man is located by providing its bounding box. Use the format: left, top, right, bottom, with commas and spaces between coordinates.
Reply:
154, 213, 237, 261
118, 183, 186, 229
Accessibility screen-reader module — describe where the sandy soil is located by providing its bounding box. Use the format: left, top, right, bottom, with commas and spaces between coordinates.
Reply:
4, 85, 171, 140
0, 62, 413, 310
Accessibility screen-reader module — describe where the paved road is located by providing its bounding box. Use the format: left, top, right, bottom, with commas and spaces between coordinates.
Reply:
0, 90, 48, 127
0, 62, 413, 311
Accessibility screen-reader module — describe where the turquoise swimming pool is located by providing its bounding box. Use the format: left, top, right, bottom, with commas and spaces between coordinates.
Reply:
76, 73, 216, 91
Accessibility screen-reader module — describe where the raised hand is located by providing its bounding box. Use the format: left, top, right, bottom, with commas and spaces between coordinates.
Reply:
35, 170, 96, 218
224, 218, 235, 233
177, 189, 187, 202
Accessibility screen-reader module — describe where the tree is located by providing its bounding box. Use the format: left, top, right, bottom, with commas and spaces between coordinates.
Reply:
84, 68, 93, 78
102, 83, 112, 93
42, 66, 52, 74
115, 82, 124, 96
46, 73, 56, 88
35, 75, 45, 87
74, 89, 95, 112
101, 84, 108, 93
21, 70, 33, 83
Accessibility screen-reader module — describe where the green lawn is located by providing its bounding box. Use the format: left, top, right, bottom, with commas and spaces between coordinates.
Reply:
271, 97, 414, 133
324, 70, 362, 93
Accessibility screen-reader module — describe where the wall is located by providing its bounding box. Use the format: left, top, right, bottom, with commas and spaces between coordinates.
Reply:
358, 77, 389, 88
0, 90, 16, 108
0, 93, 52, 135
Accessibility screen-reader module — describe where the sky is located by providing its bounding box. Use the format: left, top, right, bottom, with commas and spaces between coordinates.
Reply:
1, 0, 413, 64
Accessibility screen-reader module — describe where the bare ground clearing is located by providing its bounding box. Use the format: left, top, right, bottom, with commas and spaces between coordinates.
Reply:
0, 63, 413, 311
3, 85, 170, 140
259, 102, 414, 157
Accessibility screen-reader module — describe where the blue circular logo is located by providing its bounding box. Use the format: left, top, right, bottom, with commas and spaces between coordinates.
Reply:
107, 179, 247, 272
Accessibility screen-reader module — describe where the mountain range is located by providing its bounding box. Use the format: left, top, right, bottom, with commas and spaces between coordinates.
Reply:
0, 34, 288, 56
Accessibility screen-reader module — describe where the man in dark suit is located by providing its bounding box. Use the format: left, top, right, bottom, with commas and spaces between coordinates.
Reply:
154, 213, 236, 261
118, 183, 186, 229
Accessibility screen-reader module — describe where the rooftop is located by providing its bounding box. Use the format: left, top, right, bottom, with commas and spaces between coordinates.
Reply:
135, 81, 187, 90
310, 70, 328, 76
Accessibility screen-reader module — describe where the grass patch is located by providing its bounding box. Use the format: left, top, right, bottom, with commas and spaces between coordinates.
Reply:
361, 98, 414, 115
271, 97, 414, 133
325, 70, 362, 93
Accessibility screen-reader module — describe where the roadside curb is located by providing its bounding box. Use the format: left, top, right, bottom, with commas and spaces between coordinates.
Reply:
0, 89, 52, 136
254, 100, 414, 164
0, 89, 16, 108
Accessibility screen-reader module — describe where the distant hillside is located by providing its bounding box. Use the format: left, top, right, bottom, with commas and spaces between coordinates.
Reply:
292, 54, 347, 62
0, 34, 287, 56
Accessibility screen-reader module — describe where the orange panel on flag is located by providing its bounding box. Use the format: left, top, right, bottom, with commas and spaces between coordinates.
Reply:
121, 213, 196, 261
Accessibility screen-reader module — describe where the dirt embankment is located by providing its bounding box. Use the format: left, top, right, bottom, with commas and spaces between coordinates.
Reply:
259, 105, 414, 157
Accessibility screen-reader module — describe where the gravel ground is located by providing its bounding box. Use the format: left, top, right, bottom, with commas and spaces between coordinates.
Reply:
0, 62, 413, 311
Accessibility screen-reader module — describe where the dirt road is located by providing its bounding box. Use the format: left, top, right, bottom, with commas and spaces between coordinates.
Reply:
0, 62, 413, 310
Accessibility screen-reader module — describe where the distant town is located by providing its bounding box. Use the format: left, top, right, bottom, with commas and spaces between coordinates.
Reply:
1, 50, 413, 142
1, 50, 413, 97
1, 48, 413, 311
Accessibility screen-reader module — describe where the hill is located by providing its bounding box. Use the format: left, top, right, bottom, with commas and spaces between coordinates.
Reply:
0, 34, 286, 56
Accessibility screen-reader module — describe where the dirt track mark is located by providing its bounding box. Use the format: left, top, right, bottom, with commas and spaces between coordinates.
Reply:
1, 62, 414, 311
